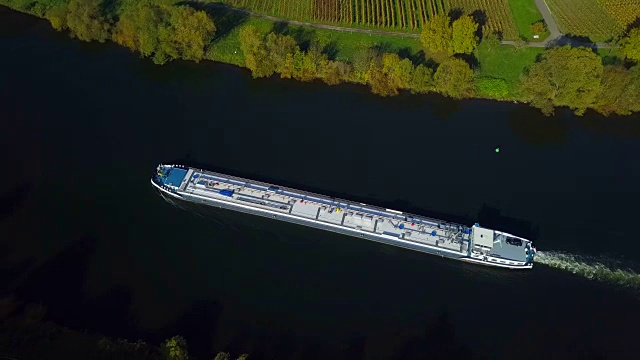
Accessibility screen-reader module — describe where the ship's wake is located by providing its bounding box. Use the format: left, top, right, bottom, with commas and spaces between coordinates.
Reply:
536, 251, 640, 290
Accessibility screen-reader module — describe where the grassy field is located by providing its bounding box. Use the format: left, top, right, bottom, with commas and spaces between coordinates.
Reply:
546, 0, 640, 42
206, 15, 423, 66
218, 0, 522, 39
506, 0, 548, 41
476, 41, 543, 97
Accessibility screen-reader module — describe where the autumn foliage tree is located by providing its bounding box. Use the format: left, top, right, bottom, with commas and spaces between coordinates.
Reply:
434, 57, 474, 98
113, 2, 215, 65
593, 65, 640, 115
451, 15, 479, 54
159, 6, 216, 63
65, 0, 111, 42
239, 25, 275, 78
239, 27, 352, 86
530, 21, 546, 35
520, 46, 603, 115
45, 4, 68, 31
356, 49, 434, 96
620, 28, 640, 63
421, 14, 453, 54
421, 14, 479, 55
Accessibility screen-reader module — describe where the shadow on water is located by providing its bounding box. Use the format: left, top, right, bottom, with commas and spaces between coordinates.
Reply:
0, 253, 36, 294
341, 335, 366, 360
0, 183, 32, 222
507, 105, 569, 146
248, 328, 300, 360
9, 232, 225, 358
0, 184, 35, 289
13, 236, 97, 329
150, 299, 224, 359
578, 109, 640, 138
391, 310, 478, 360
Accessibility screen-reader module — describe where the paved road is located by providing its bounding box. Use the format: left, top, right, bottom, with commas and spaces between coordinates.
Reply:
504, 0, 612, 49
535, 0, 562, 44
200, 1, 611, 49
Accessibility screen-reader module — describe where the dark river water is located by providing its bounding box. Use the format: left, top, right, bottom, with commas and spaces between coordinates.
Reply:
2, 6, 640, 360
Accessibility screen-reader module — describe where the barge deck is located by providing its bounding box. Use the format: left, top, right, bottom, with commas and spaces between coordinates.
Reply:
152, 164, 536, 269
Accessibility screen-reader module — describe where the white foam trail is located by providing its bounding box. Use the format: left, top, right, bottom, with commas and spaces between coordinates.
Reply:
536, 251, 640, 289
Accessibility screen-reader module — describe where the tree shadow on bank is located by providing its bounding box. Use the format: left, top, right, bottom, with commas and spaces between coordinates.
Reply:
448, 8, 463, 22
546, 35, 599, 50
271, 21, 317, 52
455, 53, 479, 69
180, 1, 249, 41
269, 22, 340, 60
625, 16, 640, 34
398, 48, 432, 67
470, 9, 487, 40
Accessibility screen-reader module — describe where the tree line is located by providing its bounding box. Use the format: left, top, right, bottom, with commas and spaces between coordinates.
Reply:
520, 46, 640, 116
3, 0, 640, 116
22, 0, 217, 65
0, 298, 247, 360
238, 25, 476, 99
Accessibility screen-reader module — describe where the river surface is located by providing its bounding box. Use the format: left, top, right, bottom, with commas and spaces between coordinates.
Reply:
2, 6, 640, 360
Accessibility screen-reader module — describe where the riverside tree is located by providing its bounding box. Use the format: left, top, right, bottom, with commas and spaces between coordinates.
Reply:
451, 15, 479, 54
620, 28, 640, 63
421, 14, 479, 55
45, 4, 69, 31
421, 14, 453, 54
239, 25, 275, 78
159, 6, 216, 63
520, 46, 603, 115
111, 2, 215, 64
434, 58, 474, 98
65, 0, 111, 42
408, 64, 434, 94
163, 336, 188, 360
593, 65, 640, 116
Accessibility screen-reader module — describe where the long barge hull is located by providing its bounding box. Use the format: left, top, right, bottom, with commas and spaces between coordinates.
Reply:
151, 164, 536, 269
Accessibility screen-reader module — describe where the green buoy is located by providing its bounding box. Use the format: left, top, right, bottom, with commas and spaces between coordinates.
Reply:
495, 147, 500, 153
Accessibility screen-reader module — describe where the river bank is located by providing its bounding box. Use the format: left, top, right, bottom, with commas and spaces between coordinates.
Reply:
1, 0, 637, 116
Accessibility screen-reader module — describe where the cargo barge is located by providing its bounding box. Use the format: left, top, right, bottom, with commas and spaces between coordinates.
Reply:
151, 164, 536, 269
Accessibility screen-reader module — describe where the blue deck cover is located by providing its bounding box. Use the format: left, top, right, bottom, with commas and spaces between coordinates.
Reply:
219, 189, 234, 197
163, 168, 188, 187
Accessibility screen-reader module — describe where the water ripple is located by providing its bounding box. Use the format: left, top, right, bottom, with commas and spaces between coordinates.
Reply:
536, 251, 640, 290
